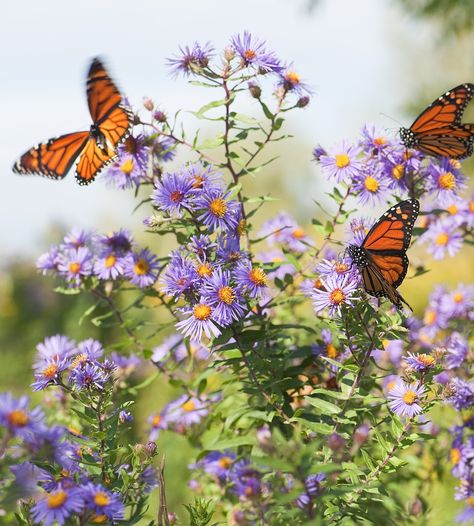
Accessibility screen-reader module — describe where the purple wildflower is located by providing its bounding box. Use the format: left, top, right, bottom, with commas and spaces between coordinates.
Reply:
233, 260, 268, 299
165, 394, 209, 431
57, 247, 93, 287
32, 356, 69, 391
311, 274, 359, 316
176, 302, 221, 341
160, 252, 199, 298
229, 460, 262, 499
258, 249, 296, 281
347, 216, 375, 246
295, 473, 326, 511
278, 64, 311, 96
118, 134, 149, 171
148, 412, 168, 441
167, 41, 214, 76
31, 487, 84, 526
404, 352, 436, 372
35, 335, 76, 362
201, 268, 245, 324
388, 380, 425, 418
36, 246, 61, 274
319, 141, 362, 183
447, 379, 474, 411
421, 219, 463, 259
353, 170, 390, 207
70, 363, 108, 391
63, 227, 93, 249
0, 393, 44, 439
124, 248, 160, 288
446, 332, 468, 369
98, 229, 133, 255
195, 188, 240, 232
81, 482, 125, 521
93, 251, 126, 280
151, 170, 196, 216
193, 450, 236, 482
426, 158, 466, 198
230, 31, 283, 73
360, 123, 392, 154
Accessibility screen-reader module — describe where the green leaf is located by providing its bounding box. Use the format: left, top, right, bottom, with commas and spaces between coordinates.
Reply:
197, 134, 224, 150
305, 396, 342, 415
192, 95, 235, 119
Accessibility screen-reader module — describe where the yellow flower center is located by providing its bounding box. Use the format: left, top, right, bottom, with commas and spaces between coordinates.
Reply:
47, 490, 68, 509
105, 254, 116, 268
403, 150, 413, 160
182, 400, 196, 412
243, 49, 256, 60
121, 158, 134, 175
467, 496, 474, 508
94, 492, 110, 507
218, 286, 236, 305
313, 278, 324, 289
68, 262, 80, 274
196, 263, 212, 278
249, 268, 267, 286
450, 448, 461, 465
447, 204, 459, 215
335, 154, 350, 168
7, 410, 29, 427
438, 172, 456, 190
218, 456, 233, 469
71, 353, 87, 369
469, 201, 474, 213
91, 515, 108, 524
373, 137, 387, 146
152, 415, 161, 427
453, 292, 464, 304
292, 228, 305, 239
192, 175, 204, 188
392, 164, 405, 180
67, 426, 81, 437
170, 190, 183, 203
334, 262, 349, 274
237, 219, 247, 236
450, 159, 461, 170
41, 363, 59, 379
402, 390, 417, 405
285, 70, 300, 84
435, 233, 449, 246
423, 309, 437, 326
329, 288, 345, 305
326, 344, 338, 359
193, 304, 212, 321
417, 354, 435, 367
386, 380, 396, 392
364, 176, 379, 193
134, 258, 149, 275
209, 198, 227, 217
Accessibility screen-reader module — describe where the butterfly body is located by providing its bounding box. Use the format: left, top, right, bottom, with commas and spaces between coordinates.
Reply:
400, 83, 474, 159
13, 58, 132, 185
348, 199, 419, 310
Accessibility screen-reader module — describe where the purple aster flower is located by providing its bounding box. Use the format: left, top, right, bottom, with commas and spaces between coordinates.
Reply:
98, 229, 133, 255
446, 332, 468, 369
25, 425, 76, 469
295, 473, 326, 511
70, 362, 108, 391
195, 188, 240, 233
311, 274, 359, 316
32, 356, 69, 391
437, 194, 469, 227
176, 302, 221, 341
229, 460, 262, 499
193, 450, 236, 482
119, 410, 133, 424
152, 169, 196, 216
0, 393, 44, 438
152, 333, 183, 365
201, 268, 245, 324
124, 248, 160, 288
165, 394, 209, 431
76, 339, 104, 361
36, 246, 61, 275
187, 234, 214, 259
174, 339, 210, 362
215, 234, 246, 265
426, 158, 466, 198
148, 411, 168, 441
319, 141, 362, 183
312, 145, 327, 161
258, 249, 296, 281
352, 170, 390, 207
63, 227, 93, 249
360, 123, 392, 154
388, 380, 425, 418
110, 352, 142, 375
81, 482, 125, 521
278, 64, 311, 96
160, 252, 199, 298
151, 135, 176, 163
230, 31, 283, 73
380, 146, 422, 190
315, 256, 354, 279
139, 465, 159, 493
259, 212, 308, 251
183, 162, 224, 192
443, 284, 474, 319
347, 216, 375, 246
31, 486, 84, 526
421, 218, 463, 260
35, 335, 76, 362
233, 260, 268, 299
103, 155, 144, 190
57, 247, 93, 287
447, 378, 474, 411
118, 134, 149, 171
167, 41, 214, 76
93, 251, 126, 280
404, 352, 436, 372
11, 462, 45, 498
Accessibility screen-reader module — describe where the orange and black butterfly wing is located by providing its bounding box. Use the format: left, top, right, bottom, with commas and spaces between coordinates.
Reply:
13, 132, 89, 180
75, 58, 132, 185
361, 199, 419, 308
410, 83, 474, 133
414, 125, 474, 159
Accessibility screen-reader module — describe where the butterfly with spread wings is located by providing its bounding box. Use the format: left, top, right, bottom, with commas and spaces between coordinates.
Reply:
400, 83, 474, 160
12, 58, 132, 185
347, 199, 420, 310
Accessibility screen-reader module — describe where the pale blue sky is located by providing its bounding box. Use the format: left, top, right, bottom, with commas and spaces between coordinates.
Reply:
0, 0, 448, 256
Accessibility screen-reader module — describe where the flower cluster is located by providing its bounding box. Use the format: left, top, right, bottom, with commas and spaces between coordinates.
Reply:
37, 227, 160, 289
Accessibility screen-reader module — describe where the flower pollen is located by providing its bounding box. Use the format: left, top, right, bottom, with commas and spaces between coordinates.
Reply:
94, 492, 110, 507
218, 286, 236, 305
335, 154, 350, 168
364, 176, 379, 193
134, 258, 150, 275
329, 288, 345, 305
193, 303, 212, 321
47, 490, 68, 509
209, 198, 227, 217
249, 268, 267, 286
402, 390, 417, 405
438, 172, 456, 190
7, 410, 29, 427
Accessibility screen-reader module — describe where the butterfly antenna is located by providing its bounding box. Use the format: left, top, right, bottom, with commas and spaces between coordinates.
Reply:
379, 113, 403, 133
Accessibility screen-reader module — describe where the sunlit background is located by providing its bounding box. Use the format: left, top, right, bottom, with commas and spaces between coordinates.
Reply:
1, 0, 473, 523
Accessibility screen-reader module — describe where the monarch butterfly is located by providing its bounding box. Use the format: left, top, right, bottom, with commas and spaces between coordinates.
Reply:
347, 199, 419, 310
399, 83, 474, 160
12, 58, 132, 185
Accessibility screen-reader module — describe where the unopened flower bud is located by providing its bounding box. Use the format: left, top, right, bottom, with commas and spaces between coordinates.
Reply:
256, 425, 273, 453
119, 410, 133, 424
312, 145, 327, 161
230, 509, 247, 525
248, 81, 261, 99
297, 95, 310, 108
144, 441, 157, 457
353, 423, 370, 447
410, 498, 423, 516
328, 432, 346, 453
167, 512, 177, 525
143, 97, 154, 111
153, 110, 167, 123
224, 45, 236, 62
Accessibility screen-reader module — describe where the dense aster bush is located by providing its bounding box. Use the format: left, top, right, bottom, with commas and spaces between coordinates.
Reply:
1, 32, 473, 525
